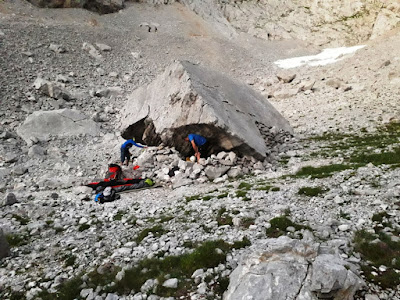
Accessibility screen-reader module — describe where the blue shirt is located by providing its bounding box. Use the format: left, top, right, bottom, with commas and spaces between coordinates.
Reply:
121, 139, 145, 150
188, 134, 206, 146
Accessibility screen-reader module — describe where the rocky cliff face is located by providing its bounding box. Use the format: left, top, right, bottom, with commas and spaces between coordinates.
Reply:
221, 0, 400, 46
142, 0, 400, 46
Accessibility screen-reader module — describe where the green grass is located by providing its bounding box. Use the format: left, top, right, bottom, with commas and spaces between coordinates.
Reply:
293, 164, 355, 179
338, 210, 350, 220
37, 276, 83, 300
12, 214, 29, 225
236, 190, 249, 200
159, 215, 174, 223
185, 195, 200, 202
372, 211, 390, 223
266, 216, 312, 238
349, 148, 400, 166
307, 124, 400, 165
354, 229, 400, 289
238, 182, 252, 190
78, 224, 90, 232
113, 210, 126, 221
63, 254, 77, 267
202, 195, 213, 201
135, 225, 166, 244
241, 217, 255, 228
217, 192, 228, 199
5, 233, 29, 247
298, 186, 328, 197
216, 207, 233, 226
111, 238, 250, 296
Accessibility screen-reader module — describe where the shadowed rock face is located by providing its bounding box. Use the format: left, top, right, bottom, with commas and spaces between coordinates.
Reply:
120, 61, 293, 160
26, 0, 124, 14
0, 230, 10, 260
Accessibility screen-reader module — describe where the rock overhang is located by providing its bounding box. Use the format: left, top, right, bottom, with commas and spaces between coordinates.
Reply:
120, 61, 293, 160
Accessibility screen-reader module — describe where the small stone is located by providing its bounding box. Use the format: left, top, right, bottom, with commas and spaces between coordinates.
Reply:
162, 278, 178, 288
96, 43, 112, 51
4, 193, 18, 206
338, 224, 350, 231
49, 43, 66, 53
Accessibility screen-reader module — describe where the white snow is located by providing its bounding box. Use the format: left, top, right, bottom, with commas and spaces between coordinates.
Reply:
274, 45, 366, 69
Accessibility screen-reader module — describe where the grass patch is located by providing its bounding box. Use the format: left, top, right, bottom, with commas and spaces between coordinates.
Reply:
202, 195, 213, 201
241, 217, 255, 228
338, 210, 351, 220
236, 190, 247, 198
350, 148, 400, 166
63, 254, 77, 267
216, 207, 233, 226
185, 194, 200, 202
113, 210, 126, 221
37, 276, 83, 300
266, 216, 312, 238
298, 186, 328, 197
372, 211, 390, 223
307, 124, 400, 168
111, 238, 250, 296
238, 182, 252, 190
135, 225, 166, 244
159, 215, 174, 223
217, 192, 228, 199
354, 229, 400, 289
5, 233, 28, 247
293, 164, 355, 179
12, 214, 29, 225
78, 224, 90, 232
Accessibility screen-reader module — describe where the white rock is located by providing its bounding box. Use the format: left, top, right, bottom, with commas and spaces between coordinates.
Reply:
338, 224, 350, 232
162, 278, 178, 288
96, 43, 112, 51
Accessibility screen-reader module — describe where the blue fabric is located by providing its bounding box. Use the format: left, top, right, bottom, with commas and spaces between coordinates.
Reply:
121, 139, 144, 163
121, 139, 144, 150
94, 193, 102, 202
188, 134, 206, 146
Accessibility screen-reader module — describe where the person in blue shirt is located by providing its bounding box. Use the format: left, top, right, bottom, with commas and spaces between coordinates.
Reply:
185, 133, 207, 163
120, 138, 147, 166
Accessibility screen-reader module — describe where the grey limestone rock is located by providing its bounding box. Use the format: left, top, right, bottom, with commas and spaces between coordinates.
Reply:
204, 166, 230, 180
120, 61, 292, 160
4, 193, 17, 206
224, 236, 364, 300
17, 109, 100, 144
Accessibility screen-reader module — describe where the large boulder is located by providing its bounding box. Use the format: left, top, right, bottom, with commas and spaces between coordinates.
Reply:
120, 61, 292, 160
26, 0, 124, 14
17, 109, 100, 144
224, 236, 364, 300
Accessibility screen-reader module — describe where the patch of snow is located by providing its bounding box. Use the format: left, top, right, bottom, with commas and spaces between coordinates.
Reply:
275, 45, 366, 69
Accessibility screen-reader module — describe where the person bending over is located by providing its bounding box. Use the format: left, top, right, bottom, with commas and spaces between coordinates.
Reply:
120, 138, 147, 166
185, 133, 207, 163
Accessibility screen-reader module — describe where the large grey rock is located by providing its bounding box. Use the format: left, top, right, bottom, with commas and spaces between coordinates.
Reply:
4, 193, 18, 206
224, 236, 364, 300
204, 166, 230, 180
0, 229, 10, 259
120, 61, 292, 160
306, 254, 365, 299
17, 109, 100, 144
